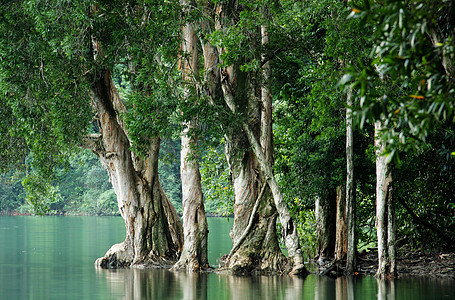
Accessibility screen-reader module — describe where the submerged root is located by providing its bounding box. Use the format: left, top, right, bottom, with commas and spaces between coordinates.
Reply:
218, 250, 292, 276
171, 257, 213, 273
95, 241, 134, 269
95, 241, 178, 270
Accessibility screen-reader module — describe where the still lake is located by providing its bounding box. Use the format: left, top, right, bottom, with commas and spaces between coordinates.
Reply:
0, 216, 454, 299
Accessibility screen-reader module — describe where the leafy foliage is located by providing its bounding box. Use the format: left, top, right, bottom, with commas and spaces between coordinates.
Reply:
0, 149, 117, 216
0, 0, 454, 256
273, 0, 370, 211
394, 124, 455, 250
0, 171, 25, 213
344, 0, 455, 160
0, 0, 93, 178
200, 142, 234, 217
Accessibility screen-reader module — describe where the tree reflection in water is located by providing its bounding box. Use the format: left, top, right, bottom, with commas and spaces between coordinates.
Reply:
96, 268, 455, 300
376, 278, 395, 300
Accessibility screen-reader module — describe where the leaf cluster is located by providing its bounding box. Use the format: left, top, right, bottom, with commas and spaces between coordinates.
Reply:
344, 0, 455, 161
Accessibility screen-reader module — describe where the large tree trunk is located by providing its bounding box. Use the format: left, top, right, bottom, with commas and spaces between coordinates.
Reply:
223, 130, 287, 275
216, 54, 286, 274
345, 87, 356, 274
375, 121, 396, 279
87, 71, 183, 268
172, 2, 209, 271
213, 3, 305, 275
315, 191, 336, 262
223, 90, 305, 274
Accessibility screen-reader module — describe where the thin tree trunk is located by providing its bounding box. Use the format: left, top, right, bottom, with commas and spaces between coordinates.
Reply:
173, 120, 209, 271
345, 86, 356, 274
387, 178, 396, 276
260, 22, 273, 164
88, 70, 183, 268
375, 120, 396, 279
334, 185, 347, 262
173, 5, 209, 271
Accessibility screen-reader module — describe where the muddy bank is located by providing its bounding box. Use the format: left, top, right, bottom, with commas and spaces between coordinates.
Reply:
315, 250, 455, 279
358, 250, 455, 279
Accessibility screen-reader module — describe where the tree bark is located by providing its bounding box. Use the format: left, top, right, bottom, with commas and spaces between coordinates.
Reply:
224, 95, 305, 274
173, 120, 209, 271
334, 185, 347, 262
214, 3, 305, 275
88, 70, 183, 268
260, 22, 273, 165
375, 120, 396, 279
345, 86, 356, 274
218, 60, 286, 275
315, 191, 336, 262
223, 135, 287, 275
172, 3, 209, 271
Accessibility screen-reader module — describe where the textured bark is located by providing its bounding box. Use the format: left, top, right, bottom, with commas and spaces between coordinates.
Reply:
345, 87, 357, 274
89, 71, 183, 269
203, 4, 287, 276
387, 178, 396, 276
228, 102, 305, 274
172, 4, 209, 272
260, 22, 273, 165
172, 121, 209, 272
375, 120, 396, 279
214, 4, 305, 275
315, 192, 336, 262
334, 185, 347, 262
223, 136, 287, 275
200, 13, 221, 103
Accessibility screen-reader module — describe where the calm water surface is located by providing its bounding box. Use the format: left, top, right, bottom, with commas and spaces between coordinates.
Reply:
0, 216, 454, 299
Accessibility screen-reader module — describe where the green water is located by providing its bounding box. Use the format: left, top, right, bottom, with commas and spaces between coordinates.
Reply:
0, 216, 454, 299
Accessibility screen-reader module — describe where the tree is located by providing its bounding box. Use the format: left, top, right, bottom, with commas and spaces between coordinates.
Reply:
346, 0, 455, 160
343, 0, 455, 278
172, 0, 209, 272
375, 120, 396, 279
207, 0, 306, 275
0, 0, 184, 268
345, 87, 357, 274
0, 171, 25, 213
272, 0, 370, 272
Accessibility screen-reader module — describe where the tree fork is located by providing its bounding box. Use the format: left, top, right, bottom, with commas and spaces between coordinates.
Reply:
222, 90, 306, 275
89, 70, 183, 269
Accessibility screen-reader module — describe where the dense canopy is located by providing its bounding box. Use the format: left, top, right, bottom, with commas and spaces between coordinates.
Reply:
0, 0, 454, 278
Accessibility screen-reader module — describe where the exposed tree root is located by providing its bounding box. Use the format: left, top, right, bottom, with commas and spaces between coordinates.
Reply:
95, 241, 178, 270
